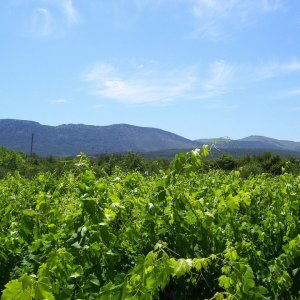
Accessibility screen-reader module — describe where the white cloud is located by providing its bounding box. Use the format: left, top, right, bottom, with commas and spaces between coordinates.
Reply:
203, 99, 239, 112
224, 58, 300, 86
257, 59, 300, 79
283, 88, 300, 97
82, 64, 196, 104
62, 0, 78, 25
49, 98, 69, 104
191, 0, 283, 39
26, 0, 78, 37
200, 60, 234, 98
261, 0, 282, 12
31, 8, 52, 37
132, 0, 163, 10
82, 61, 234, 104
81, 58, 300, 105
82, 64, 115, 82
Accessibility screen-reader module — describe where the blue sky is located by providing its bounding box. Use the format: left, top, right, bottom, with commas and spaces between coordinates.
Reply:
1, 0, 300, 141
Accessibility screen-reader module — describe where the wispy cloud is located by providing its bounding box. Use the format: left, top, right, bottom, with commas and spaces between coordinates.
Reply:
257, 59, 300, 80
82, 60, 234, 105
282, 88, 300, 97
26, 0, 78, 37
31, 8, 52, 37
49, 98, 69, 104
62, 0, 78, 25
82, 64, 197, 104
200, 60, 234, 98
191, 0, 283, 39
81, 57, 300, 105
132, 0, 163, 10
203, 99, 239, 112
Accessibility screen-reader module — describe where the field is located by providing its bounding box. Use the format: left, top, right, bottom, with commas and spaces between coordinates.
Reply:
0, 148, 299, 299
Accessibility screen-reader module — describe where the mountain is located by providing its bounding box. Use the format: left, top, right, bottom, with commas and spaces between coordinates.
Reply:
1, 119, 300, 158
0, 119, 197, 157
238, 135, 300, 151
195, 135, 300, 154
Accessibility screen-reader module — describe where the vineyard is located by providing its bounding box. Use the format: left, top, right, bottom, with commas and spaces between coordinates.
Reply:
0, 147, 299, 299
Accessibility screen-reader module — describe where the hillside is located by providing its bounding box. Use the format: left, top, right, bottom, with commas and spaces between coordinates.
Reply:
1, 119, 300, 157
195, 135, 300, 154
0, 119, 197, 157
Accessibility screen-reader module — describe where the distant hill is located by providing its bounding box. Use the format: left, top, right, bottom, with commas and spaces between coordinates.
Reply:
194, 135, 300, 154
143, 147, 300, 160
0, 119, 197, 157
1, 119, 300, 158
238, 135, 300, 152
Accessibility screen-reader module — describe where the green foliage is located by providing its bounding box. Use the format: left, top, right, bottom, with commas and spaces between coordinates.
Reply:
0, 147, 26, 178
0, 146, 299, 299
0, 146, 171, 179
210, 154, 238, 171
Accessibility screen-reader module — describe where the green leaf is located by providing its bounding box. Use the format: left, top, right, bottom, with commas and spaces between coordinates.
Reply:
2, 279, 31, 300
219, 275, 231, 289
35, 281, 55, 300
90, 278, 100, 286
243, 268, 255, 292
71, 241, 81, 249
22, 209, 35, 216
70, 272, 81, 279
145, 274, 157, 290
292, 267, 300, 276
224, 249, 238, 262
170, 258, 190, 278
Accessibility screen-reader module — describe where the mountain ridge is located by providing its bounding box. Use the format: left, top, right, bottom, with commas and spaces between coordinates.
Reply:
195, 135, 300, 153
1, 119, 300, 157
0, 119, 197, 156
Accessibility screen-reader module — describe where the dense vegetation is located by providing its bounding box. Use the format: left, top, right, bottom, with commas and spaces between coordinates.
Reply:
0, 146, 299, 299
207, 152, 300, 176
1, 145, 300, 179
0, 147, 170, 179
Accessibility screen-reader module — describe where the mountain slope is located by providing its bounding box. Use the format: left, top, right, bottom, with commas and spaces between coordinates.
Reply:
1, 119, 300, 158
195, 135, 300, 153
0, 119, 197, 156
238, 135, 300, 151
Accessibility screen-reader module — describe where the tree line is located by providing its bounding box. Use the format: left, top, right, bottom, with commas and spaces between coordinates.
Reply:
1, 146, 300, 179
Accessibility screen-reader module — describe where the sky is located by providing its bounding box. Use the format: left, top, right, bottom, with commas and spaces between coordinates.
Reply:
0, 0, 300, 141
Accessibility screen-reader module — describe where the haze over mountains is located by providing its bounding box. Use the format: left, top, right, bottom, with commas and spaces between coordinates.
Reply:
0, 119, 300, 157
